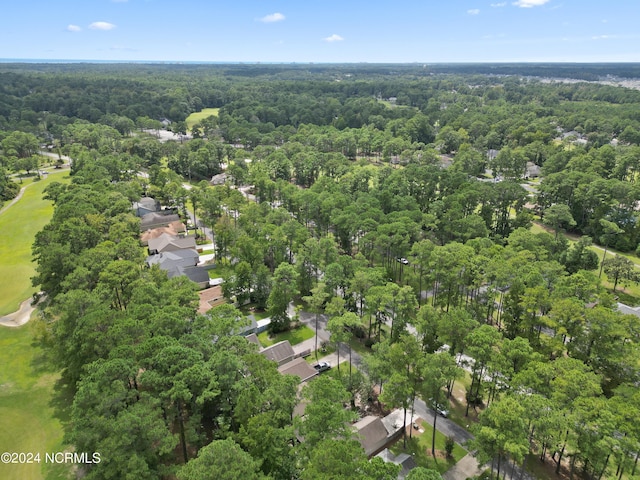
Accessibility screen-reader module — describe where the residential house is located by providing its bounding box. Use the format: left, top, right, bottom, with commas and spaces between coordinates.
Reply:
354, 410, 407, 458
146, 249, 199, 270
277, 357, 318, 383
376, 449, 418, 479
140, 212, 181, 232
260, 340, 296, 366
147, 233, 197, 255
209, 172, 228, 186
166, 265, 210, 289
525, 162, 541, 179
140, 221, 186, 246
197, 286, 225, 314
245, 333, 261, 348
132, 197, 160, 217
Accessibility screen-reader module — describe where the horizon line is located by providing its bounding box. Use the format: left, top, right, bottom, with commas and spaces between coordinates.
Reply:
2, 58, 640, 66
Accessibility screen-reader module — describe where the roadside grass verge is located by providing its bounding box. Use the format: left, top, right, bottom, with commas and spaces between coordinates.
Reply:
0, 173, 70, 316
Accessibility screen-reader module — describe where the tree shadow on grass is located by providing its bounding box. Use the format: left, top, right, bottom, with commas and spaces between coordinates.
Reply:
49, 377, 74, 427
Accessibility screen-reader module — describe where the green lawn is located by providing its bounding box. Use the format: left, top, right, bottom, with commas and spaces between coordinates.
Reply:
185, 108, 219, 131
0, 173, 70, 316
390, 418, 467, 474
0, 323, 71, 480
258, 324, 315, 347
530, 221, 640, 303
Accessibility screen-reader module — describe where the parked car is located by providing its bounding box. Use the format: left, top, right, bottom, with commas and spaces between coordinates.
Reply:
314, 361, 331, 373
429, 398, 449, 418
396, 257, 409, 265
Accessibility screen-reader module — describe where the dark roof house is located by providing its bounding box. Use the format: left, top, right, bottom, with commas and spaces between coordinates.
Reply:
140, 212, 181, 232
354, 416, 393, 457
133, 197, 160, 217
260, 340, 296, 366
376, 449, 418, 479
166, 265, 210, 289
146, 249, 199, 270
278, 357, 318, 383
354, 410, 407, 458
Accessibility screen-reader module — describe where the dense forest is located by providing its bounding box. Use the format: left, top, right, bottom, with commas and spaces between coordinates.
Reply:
2, 63, 640, 480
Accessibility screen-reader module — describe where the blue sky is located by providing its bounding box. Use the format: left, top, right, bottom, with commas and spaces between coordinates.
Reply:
1, 0, 639, 63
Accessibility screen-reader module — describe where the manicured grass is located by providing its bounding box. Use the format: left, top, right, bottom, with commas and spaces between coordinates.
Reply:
390, 419, 467, 474
207, 263, 234, 281
304, 344, 337, 363
185, 108, 219, 130
258, 324, 315, 347
0, 173, 70, 316
0, 322, 71, 480
530, 221, 640, 302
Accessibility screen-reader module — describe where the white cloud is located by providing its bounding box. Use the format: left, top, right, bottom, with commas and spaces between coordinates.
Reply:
491, 2, 507, 6
323, 34, 344, 42
89, 21, 116, 30
67, 24, 82, 32
259, 13, 285, 23
513, 0, 550, 7
468, 9, 480, 15
592, 35, 610, 40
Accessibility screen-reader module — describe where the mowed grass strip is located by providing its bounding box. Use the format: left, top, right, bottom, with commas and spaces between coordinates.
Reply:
0, 173, 70, 316
185, 108, 219, 131
258, 324, 315, 347
0, 323, 70, 480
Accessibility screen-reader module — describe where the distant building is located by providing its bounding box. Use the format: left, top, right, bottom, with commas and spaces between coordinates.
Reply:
525, 162, 541, 179
617, 302, 640, 317
487, 149, 500, 160
209, 173, 228, 186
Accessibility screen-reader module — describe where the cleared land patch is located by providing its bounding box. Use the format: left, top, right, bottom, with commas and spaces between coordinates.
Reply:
185, 108, 219, 130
